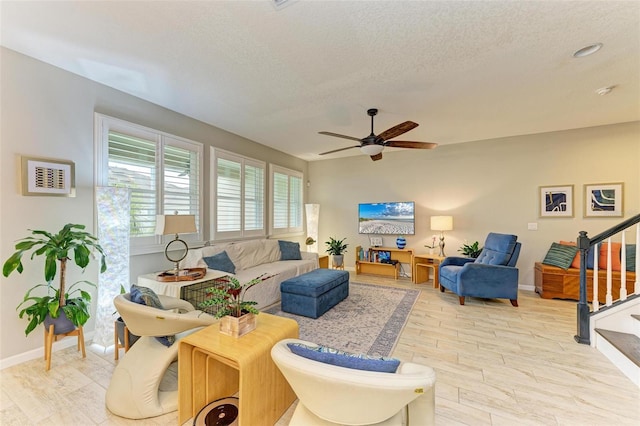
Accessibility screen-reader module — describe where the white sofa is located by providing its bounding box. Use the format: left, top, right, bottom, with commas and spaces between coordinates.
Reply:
181, 239, 319, 309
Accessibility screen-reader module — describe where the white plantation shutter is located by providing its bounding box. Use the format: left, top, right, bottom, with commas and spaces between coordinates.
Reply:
216, 156, 242, 233
96, 114, 203, 254
273, 172, 289, 230
244, 163, 264, 231
164, 140, 200, 230
213, 149, 265, 239
270, 164, 303, 235
107, 131, 157, 237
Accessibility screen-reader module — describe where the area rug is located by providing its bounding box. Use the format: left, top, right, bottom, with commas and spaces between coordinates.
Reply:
265, 282, 419, 357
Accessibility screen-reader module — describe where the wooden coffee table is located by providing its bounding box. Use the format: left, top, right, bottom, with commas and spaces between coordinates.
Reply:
178, 313, 299, 425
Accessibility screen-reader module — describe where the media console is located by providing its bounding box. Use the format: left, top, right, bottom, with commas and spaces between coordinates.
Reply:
355, 246, 414, 279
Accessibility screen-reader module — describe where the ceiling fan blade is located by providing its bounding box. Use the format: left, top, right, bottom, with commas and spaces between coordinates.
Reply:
378, 121, 418, 141
319, 145, 360, 155
385, 140, 438, 149
318, 131, 362, 142
370, 153, 383, 161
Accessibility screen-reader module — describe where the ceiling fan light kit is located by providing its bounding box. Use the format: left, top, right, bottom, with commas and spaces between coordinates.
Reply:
360, 144, 384, 156
318, 108, 437, 161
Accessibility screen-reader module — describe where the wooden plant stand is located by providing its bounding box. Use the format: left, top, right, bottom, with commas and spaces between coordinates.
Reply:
44, 324, 85, 371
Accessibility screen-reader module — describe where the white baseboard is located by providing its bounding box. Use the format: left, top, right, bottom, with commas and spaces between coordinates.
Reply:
0, 330, 95, 371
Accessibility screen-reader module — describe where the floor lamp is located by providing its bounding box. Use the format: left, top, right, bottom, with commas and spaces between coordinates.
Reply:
431, 216, 453, 257
305, 204, 320, 253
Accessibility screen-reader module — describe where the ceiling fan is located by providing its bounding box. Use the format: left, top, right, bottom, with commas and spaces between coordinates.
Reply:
318, 108, 437, 161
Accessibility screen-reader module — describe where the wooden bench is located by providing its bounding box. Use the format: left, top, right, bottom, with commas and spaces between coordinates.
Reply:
534, 262, 636, 302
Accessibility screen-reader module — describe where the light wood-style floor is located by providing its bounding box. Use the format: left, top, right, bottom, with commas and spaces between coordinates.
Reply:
1, 273, 639, 425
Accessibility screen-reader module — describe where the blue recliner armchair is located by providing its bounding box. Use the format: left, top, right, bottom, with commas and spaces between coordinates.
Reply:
438, 233, 521, 306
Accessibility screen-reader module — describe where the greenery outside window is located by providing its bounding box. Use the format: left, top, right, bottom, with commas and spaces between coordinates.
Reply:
95, 114, 203, 254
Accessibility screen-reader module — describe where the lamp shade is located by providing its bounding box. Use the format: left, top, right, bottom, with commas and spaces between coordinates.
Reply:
155, 214, 196, 235
430, 215, 453, 231
360, 144, 384, 156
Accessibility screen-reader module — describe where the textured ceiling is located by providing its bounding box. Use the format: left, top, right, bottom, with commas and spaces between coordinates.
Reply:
2, 1, 639, 161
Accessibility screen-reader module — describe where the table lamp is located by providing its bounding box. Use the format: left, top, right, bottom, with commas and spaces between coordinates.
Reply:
430, 215, 453, 257
155, 213, 196, 276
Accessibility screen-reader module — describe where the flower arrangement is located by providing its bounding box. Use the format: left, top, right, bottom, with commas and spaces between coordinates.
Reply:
425, 235, 438, 249
200, 274, 272, 318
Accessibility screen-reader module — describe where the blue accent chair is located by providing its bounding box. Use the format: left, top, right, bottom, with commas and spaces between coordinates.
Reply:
439, 233, 521, 306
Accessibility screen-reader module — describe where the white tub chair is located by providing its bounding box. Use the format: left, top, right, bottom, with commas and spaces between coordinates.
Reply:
271, 338, 436, 426
106, 293, 217, 419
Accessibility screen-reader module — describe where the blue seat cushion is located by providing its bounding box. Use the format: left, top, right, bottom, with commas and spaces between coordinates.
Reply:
281, 269, 349, 297
287, 342, 400, 373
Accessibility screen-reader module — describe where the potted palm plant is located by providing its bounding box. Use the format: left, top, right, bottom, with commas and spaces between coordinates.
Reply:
3, 223, 107, 336
199, 274, 269, 337
325, 237, 348, 268
458, 241, 483, 258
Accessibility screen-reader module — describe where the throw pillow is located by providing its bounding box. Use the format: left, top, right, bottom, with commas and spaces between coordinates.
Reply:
203, 250, 236, 274
626, 244, 636, 272
129, 285, 176, 347
130, 284, 164, 309
560, 240, 595, 269
287, 342, 400, 373
542, 242, 578, 270
598, 242, 622, 271
279, 240, 302, 260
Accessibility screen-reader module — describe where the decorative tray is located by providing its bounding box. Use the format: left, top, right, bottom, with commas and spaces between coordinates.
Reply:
156, 267, 206, 282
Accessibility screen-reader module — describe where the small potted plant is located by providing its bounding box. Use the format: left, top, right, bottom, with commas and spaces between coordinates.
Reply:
199, 274, 269, 337
458, 241, 483, 258
3, 223, 107, 337
325, 237, 348, 268
425, 235, 438, 255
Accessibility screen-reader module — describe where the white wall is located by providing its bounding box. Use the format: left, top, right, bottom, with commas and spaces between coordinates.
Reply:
2, 45, 638, 364
308, 122, 640, 286
0, 48, 307, 361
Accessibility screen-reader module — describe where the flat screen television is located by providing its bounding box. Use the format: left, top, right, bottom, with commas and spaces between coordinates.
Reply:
358, 201, 415, 235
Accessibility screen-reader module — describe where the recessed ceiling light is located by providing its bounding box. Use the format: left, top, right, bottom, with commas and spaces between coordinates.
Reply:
573, 43, 603, 58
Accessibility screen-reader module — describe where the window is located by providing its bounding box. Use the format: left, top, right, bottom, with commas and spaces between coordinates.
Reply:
269, 164, 303, 236
212, 149, 265, 240
95, 114, 203, 254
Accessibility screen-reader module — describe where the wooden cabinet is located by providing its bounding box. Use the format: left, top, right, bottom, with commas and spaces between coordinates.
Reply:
318, 255, 329, 269
355, 246, 414, 279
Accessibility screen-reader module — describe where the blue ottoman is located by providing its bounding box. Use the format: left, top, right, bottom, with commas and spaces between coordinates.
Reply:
280, 269, 349, 319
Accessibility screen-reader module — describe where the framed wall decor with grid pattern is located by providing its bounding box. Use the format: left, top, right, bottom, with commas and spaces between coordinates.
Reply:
21, 156, 75, 197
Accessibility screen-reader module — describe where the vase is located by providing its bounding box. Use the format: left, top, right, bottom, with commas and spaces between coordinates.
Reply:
220, 312, 256, 338
43, 312, 76, 335
396, 236, 406, 250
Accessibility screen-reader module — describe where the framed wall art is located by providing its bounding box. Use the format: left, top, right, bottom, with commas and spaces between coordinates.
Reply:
584, 182, 623, 217
21, 156, 76, 197
539, 185, 573, 218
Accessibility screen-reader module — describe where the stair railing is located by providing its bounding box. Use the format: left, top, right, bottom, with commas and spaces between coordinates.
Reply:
575, 213, 640, 345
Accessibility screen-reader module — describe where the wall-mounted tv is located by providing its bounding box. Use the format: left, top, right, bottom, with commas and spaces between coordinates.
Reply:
358, 201, 415, 235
